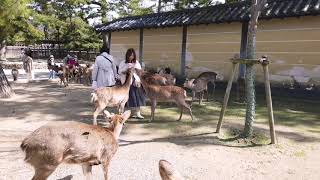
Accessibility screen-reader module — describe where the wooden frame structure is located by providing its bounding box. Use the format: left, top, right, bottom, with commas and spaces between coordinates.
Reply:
216, 55, 277, 144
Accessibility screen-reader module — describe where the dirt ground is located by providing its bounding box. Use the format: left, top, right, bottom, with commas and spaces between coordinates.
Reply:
0, 80, 320, 180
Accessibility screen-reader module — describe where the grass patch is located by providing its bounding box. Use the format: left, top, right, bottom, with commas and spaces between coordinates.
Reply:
293, 150, 306, 157
137, 89, 319, 144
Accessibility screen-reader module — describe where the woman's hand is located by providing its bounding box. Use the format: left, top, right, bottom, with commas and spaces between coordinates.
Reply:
128, 63, 134, 69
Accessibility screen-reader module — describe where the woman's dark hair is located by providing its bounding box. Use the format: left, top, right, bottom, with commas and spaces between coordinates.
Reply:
125, 48, 136, 63
100, 45, 110, 54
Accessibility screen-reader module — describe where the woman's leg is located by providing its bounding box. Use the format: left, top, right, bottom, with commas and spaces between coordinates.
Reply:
135, 106, 144, 119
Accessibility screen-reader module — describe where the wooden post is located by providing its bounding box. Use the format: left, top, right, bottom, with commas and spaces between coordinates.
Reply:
180, 26, 187, 77
139, 28, 144, 63
261, 58, 276, 144
216, 62, 238, 133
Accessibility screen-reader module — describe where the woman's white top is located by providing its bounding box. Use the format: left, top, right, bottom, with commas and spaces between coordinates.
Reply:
118, 60, 141, 85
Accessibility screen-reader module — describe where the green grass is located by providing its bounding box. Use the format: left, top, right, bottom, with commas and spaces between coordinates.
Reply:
293, 150, 306, 157
137, 90, 320, 145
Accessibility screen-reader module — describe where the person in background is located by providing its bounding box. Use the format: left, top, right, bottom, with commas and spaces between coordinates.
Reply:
22, 49, 34, 82
63, 54, 71, 65
48, 55, 55, 79
92, 45, 118, 89
118, 48, 145, 119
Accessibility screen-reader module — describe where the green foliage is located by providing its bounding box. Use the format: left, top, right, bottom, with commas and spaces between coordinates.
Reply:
0, 0, 43, 44
116, 0, 155, 17
161, 0, 221, 10
32, 0, 102, 49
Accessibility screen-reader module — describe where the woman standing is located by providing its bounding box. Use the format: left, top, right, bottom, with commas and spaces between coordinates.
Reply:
118, 48, 145, 119
22, 49, 34, 81
92, 45, 118, 89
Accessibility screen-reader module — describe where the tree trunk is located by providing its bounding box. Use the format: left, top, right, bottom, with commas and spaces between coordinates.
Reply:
242, 0, 266, 138
0, 40, 7, 61
0, 64, 14, 98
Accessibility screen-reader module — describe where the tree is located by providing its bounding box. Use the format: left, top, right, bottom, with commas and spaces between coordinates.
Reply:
0, 0, 42, 98
116, 0, 154, 17
31, 0, 102, 49
242, 0, 267, 137
0, 64, 14, 98
0, 0, 43, 60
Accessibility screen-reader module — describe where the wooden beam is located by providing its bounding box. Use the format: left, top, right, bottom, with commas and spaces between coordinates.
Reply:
181, 26, 187, 77
231, 58, 261, 64
216, 62, 238, 133
139, 28, 144, 63
261, 59, 277, 144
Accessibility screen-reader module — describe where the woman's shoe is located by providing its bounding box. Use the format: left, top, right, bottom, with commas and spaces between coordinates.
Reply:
136, 111, 144, 119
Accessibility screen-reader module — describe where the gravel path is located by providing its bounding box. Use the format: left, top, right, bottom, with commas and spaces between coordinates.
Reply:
0, 81, 319, 180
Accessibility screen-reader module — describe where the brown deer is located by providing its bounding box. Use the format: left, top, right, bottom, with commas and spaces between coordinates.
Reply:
137, 69, 194, 122
20, 110, 131, 180
183, 71, 217, 104
51, 64, 69, 87
91, 68, 133, 125
159, 160, 184, 180
83, 64, 93, 86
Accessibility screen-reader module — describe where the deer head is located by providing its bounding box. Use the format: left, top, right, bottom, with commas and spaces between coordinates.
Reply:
183, 79, 195, 88
104, 110, 131, 140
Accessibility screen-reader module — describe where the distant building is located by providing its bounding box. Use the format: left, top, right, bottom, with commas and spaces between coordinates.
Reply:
97, 0, 320, 88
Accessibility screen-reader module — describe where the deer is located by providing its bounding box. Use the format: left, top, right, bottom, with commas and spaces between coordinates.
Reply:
83, 64, 93, 86
50, 64, 69, 87
143, 68, 176, 86
159, 160, 184, 180
183, 71, 217, 105
91, 68, 133, 125
20, 110, 131, 180
136, 69, 194, 122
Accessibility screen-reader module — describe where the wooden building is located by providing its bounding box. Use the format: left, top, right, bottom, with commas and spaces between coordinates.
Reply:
96, 0, 320, 88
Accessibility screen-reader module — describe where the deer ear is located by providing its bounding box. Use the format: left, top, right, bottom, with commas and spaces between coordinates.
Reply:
190, 79, 195, 83
121, 110, 131, 123
104, 110, 114, 119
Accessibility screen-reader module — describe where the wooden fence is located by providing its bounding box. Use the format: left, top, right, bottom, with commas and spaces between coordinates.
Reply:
6, 46, 99, 61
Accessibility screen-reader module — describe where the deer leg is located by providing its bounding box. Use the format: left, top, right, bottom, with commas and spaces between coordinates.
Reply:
93, 105, 105, 125
212, 82, 216, 101
180, 100, 194, 121
150, 99, 157, 122
82, 164, 93, 180
177, 105, 183, 121
206, 86, 209, 102
119, 102, 126, 114
199, 91, 204, 105
191, 91, 195, 102
102, 160, 110, 180
32, 166, 56, 180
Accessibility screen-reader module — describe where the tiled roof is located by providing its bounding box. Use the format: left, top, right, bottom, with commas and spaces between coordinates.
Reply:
96, 0, 320, 32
